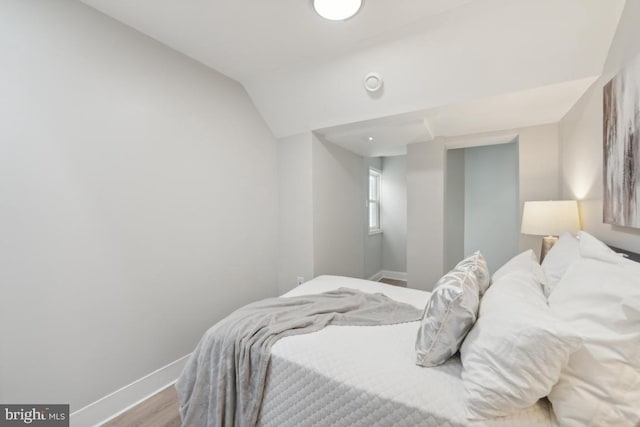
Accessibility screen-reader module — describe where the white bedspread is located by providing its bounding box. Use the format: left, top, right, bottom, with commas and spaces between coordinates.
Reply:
258, 275, 552, 427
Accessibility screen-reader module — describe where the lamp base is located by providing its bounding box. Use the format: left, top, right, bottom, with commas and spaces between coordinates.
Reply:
540, 235, 558, 263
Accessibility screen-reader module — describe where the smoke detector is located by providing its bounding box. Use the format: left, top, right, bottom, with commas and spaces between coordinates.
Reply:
363, 72, 383, 92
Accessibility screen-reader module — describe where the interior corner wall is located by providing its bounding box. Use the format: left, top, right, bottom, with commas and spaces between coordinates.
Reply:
312, 135, 365, 279
516, 124, 561, 258
444, 149, 465, 271
559, 0, 640, 252
407, 139, 445, 291
0, 0, 279, 410
381, 155, 408, 273
442, 124, 560, 268
278, 133, 314, 294
364, 157, 383, 279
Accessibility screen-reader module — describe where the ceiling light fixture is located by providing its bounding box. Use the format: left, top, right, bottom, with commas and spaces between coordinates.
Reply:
368, 136, 374, 141
313, 0, 363, 21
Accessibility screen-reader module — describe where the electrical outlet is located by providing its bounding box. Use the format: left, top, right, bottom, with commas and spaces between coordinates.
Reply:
296, 276, 305, 286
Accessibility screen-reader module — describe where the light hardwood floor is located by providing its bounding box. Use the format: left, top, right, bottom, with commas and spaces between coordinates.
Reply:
102, 385, 180, 427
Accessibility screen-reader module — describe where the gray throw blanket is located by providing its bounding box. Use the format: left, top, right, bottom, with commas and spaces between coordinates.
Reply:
175, 288, 422, 427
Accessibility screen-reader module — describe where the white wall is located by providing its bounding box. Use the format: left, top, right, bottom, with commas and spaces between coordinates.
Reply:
364, 157, 383, 279
559, 0, 640, 252
279, 136, 374, 288
464, 143, 519, 273
381, 156, 407, 273
449, 125, 561, 259
411, 124, 559, 288
312, 135, 365, 278
278, 133, 314, 294
0, 0, 278, 411
407, 139, 445, 291
516, 124, 562, 256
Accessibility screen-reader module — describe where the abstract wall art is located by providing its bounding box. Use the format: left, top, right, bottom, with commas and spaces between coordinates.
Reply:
603, 52, 640, 228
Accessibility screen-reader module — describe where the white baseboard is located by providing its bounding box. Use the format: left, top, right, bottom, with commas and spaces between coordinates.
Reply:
71, 353, 191, 427
368, 270, 407, 282
381, 270, 408, 281
368, 271, 384, 281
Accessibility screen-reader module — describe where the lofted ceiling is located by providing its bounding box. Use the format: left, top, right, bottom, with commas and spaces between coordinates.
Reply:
80, 0, 625, 156
79, 0, 477, 81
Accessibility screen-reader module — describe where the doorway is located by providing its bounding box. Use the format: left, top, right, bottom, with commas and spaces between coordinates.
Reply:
445, 141, 520, 273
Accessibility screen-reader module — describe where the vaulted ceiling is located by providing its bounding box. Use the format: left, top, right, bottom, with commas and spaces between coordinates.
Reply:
80, 0, 625, 155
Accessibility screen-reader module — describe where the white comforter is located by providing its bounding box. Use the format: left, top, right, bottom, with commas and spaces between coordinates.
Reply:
258, 275, 552, 427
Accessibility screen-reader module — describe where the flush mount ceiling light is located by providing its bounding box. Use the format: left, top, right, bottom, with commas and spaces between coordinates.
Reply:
313, 0, 363, 21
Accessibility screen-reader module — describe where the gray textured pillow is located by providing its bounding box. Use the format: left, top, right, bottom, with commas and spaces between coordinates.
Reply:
415, 267, 481, 367
455, 251, 490, 295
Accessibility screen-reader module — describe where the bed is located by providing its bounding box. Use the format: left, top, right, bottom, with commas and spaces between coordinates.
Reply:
259, 275, 551, 427
178, 232, 640, 427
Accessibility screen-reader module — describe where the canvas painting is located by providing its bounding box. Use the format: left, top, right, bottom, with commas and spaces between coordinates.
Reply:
603, 52, 640, 228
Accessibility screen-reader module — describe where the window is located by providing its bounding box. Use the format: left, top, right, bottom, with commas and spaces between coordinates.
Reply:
368, 168, 382, 234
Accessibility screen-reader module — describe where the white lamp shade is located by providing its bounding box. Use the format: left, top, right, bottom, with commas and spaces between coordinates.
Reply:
521, 200, 580, 236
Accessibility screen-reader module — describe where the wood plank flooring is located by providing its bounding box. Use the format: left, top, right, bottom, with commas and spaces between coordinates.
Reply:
102, 385, 180, 427
378, 277, 407, 287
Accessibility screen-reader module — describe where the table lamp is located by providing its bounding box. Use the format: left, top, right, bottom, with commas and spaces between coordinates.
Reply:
521, 200, 580, 262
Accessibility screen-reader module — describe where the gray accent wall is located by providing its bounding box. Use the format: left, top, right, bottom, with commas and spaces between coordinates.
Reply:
381, 156, 407, 273
0, 0, 279, 411
464, 143, 520, 273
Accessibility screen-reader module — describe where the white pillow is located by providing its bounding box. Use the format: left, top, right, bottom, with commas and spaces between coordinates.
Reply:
578, 231, 625, 264
460, 259, 580, 420
492, 249, 546, 285
548, 255, 640, 427
415, 253, 486, 367
455, 251, 491, 295
541, 232, 579, 296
